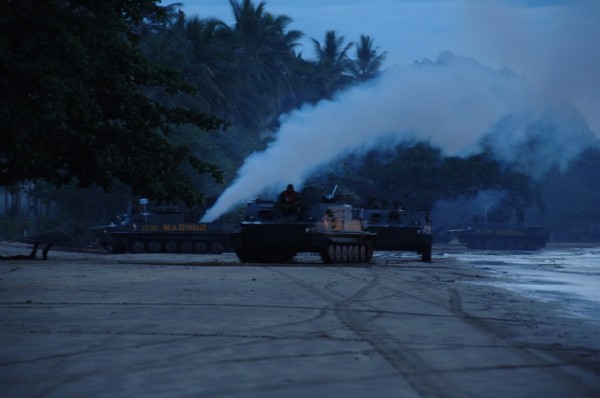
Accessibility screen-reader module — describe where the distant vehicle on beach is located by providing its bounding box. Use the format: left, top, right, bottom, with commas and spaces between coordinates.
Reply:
450, 221, 550, 251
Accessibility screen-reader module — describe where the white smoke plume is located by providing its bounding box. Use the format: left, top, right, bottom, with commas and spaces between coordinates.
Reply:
201, 52, 597, 222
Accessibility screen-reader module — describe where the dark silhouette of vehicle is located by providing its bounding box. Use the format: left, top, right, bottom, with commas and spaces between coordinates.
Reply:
359, 207, 433, 262
91, 201, 233, 254
230, 186, 376, 264
451, 224, 550, 250
450, 208, 550, 250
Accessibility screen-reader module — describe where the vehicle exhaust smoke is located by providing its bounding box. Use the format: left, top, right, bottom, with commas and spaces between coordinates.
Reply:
201, 52, 596, 222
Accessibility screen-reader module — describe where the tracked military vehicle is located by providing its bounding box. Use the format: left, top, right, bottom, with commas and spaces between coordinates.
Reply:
360, 207, 433, 262
91, 200, 233, 254
450, 209, 550, 251
230, 186, 376, 264
451, 223, 550, 250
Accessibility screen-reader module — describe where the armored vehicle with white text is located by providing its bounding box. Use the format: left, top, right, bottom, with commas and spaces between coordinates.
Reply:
91, 200, 233, 254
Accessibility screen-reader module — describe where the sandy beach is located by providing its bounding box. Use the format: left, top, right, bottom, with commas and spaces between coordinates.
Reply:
1, 241, 599, 397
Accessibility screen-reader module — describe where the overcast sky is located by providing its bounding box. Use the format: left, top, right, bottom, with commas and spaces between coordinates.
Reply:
178, 0, 600, 137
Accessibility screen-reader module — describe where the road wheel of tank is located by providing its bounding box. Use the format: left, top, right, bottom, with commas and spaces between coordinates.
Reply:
341, 245, 349, 262
334, 245, 343, 263
194, 241, 208, 253
147, 241, 162, 253
164, 241, 178, 253
358, 245, 367, 262
347, 245, 355, 262
209, 240, 224, 254
180, 241, 193, 253
322, 244, 335, 264
130, 241, 145, 254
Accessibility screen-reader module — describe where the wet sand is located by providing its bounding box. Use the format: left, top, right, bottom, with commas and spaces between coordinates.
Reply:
1, 241, 599, 397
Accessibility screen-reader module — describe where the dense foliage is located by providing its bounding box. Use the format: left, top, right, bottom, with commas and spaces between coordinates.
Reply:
1, 0, 226, 205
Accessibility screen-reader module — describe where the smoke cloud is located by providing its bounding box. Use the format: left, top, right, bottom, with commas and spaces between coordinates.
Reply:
201, 52, 597, 222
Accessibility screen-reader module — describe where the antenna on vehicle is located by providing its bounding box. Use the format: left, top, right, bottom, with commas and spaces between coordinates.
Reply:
325, 185, 338, 201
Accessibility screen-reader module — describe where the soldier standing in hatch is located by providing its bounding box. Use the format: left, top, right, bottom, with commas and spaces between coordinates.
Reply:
278, 184, 299, 216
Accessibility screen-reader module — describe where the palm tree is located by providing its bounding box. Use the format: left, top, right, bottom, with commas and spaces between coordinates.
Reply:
138, 10, 193, 108
183, 16, 233, 114
351, 34, 387, 81
310, 30, 355, 99
227, 0, 304, 130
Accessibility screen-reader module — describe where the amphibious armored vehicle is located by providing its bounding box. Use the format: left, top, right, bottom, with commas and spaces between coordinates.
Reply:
451, 223, 550, 250
450, 207, 550, 251
91, 201, 233, 254
230, 186, 376, 264
360, 207, 433, 262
